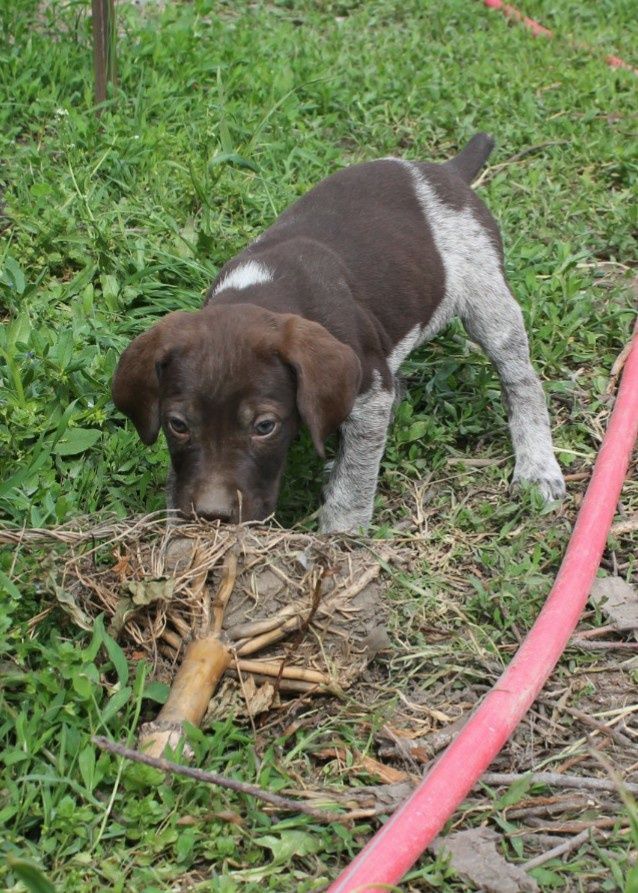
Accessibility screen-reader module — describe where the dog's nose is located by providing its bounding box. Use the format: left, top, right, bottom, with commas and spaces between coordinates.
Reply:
195, 508, 233, 524
192, 483, 237, 524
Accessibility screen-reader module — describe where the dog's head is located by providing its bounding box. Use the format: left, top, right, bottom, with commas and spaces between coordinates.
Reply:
112, 304, 361, 522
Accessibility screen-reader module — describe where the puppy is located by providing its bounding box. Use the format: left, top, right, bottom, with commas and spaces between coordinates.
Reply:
112, 134, 565, 531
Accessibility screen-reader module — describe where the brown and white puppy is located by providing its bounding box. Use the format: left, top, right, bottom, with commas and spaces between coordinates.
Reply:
112, 134, 565, 531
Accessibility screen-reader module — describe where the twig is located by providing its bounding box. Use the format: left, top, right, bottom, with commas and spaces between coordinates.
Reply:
481, 770, 638, 796
561, 705, 636, 749
274, 567, 326, 694
606, 341, 634, 396
522, 828, 591, 869
227, 669, 320, 693
472, 141, 569, 187
229, 606, 303, 641
235, 615, 302, 656
568, 639, 638, 652
506, 795, 588, 821
575, 623, 638, 639
234, 658, 335, 688
93, 736, 341, 823
212, 551, 238, 635
525, 816, 627, 834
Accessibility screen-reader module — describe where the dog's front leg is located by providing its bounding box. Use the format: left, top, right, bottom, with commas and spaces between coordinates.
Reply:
319, 374, 395, 533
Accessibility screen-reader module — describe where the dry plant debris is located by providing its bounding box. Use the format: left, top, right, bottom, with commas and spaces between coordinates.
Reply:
4, 499, 637, 882
25, 515, 407, 752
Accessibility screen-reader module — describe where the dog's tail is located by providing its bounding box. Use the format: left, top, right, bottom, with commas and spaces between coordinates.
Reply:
445, 132, 495, 183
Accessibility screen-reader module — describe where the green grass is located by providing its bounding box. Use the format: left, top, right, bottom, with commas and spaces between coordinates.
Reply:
1, 0, 637, 890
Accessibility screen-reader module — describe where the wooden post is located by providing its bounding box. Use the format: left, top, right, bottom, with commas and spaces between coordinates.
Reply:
91, 0, 116, 109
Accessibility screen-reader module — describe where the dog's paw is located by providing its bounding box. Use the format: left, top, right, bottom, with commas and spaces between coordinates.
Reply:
318, 501, 372, 534
512, 456, 566, 503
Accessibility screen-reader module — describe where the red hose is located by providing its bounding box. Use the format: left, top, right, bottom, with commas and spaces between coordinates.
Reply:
328, 319, 638, 892
482, 0, 638, 75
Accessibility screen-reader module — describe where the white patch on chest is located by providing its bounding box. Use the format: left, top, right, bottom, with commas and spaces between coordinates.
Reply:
213, 261, 273, 295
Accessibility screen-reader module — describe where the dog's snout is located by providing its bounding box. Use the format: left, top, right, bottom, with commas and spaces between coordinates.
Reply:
196, 508, 233, 523
192, 482, 237, 524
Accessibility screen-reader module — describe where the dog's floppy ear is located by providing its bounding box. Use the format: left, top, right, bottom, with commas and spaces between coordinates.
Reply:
112, 312, 190, 445
277, 316, 361, 457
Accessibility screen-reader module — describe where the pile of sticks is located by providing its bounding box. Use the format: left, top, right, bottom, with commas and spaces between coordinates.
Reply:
22, 516, 396, 756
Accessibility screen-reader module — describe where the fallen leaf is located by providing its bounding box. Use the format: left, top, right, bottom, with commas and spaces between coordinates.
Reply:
48, 576, 92, 630
345, 781, 415, 812
108, 597, 137, 637
241, 675, 277, 716
590, 576, 638, 639
127, 578, 175, 606
315, 746, 413, 784
431, 827, 539, 893
109, 579, 175, 636
255, 829, 319, 862
111, 550, 132, 580
362, 625, 391, 660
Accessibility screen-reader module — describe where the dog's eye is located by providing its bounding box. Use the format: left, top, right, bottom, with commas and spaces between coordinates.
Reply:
168, 416, 189, 436
253, 417, 277, 438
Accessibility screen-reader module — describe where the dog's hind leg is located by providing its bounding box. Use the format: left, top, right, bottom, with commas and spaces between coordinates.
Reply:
461, 277, 565, 501
318, 373, 394, 533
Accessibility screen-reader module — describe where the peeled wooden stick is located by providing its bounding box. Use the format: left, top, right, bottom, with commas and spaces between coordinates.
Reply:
212, 552, 238, 635
235, 657, 339, 692
138, 554, 237, 758
138, 636, 232, 757
235, 615, 302, 656
227, 670, 325, 694
227, 597, 311, 640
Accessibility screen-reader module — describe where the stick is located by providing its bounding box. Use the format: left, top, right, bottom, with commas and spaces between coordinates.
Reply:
235, 615, 302, 656
575, 623, 638, 639
522, 828, 591, 870
234, 658, 335, 688
606, 341, 634, 396
93, 736, 340, 823
481, 770, 638, 796
138, 635, 231, 758
138, 553, 238, 757
560, 705, 636, 749
227, 669, 321, 694
228, 608, 301, 641
568, 639, 638, 652
212, 552, 238, 636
